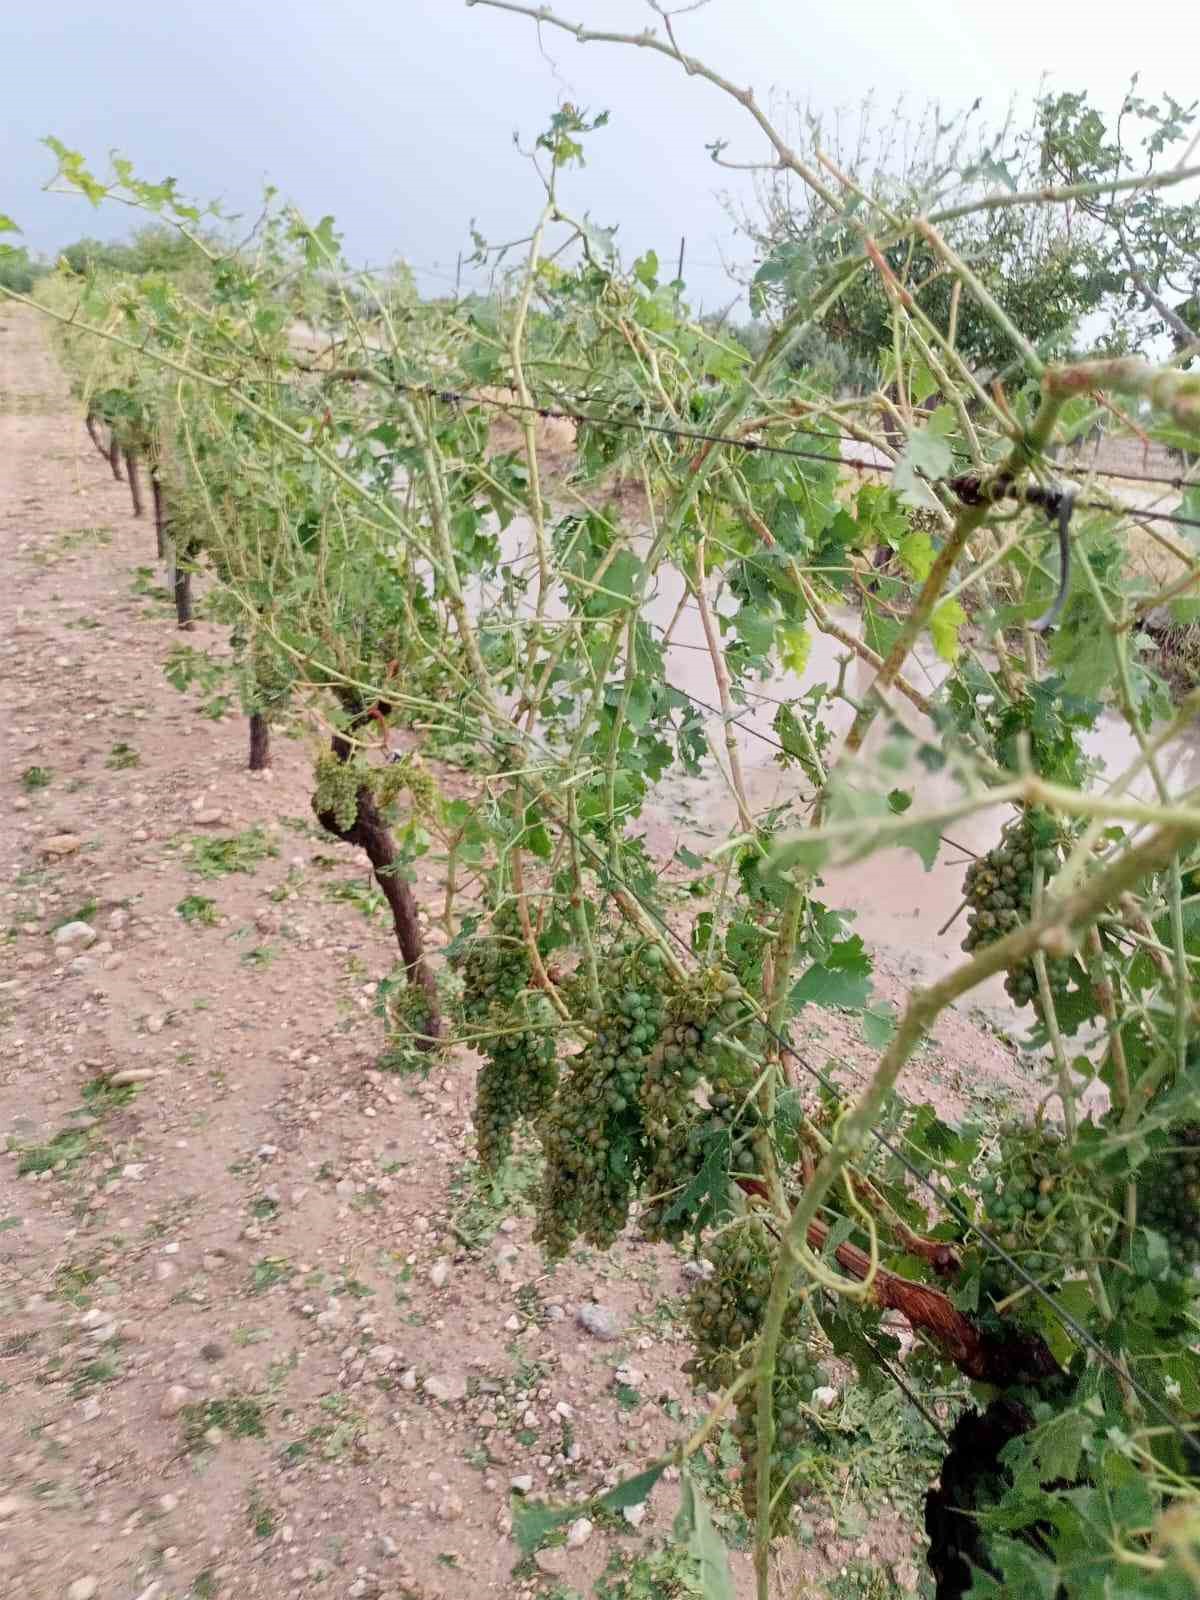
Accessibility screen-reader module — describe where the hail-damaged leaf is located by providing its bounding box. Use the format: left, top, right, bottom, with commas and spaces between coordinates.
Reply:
893, 408, 956, 508
675, 1469, 735, 1600
930, 597, 967, 663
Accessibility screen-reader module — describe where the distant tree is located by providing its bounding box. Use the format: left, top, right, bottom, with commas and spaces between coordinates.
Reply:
731, 86, 1198, 379
1037, 82, 1200, 355
0, 244, 44, 294
58, 225, 213, 277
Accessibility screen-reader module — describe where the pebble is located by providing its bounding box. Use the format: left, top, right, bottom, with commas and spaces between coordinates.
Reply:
622, 1502, 647, 1528
614, 1363, 645, 1389
40, 833, 82, 858
575, 1303, 620, 1341
145, 1014, 165, 1035
428, 1258, 450, 1289
67, 1580, 99, 1600
399, 1368, 417, 1391
159, 1385, 191, 1418
423, 1372, 467, 1403
108, 909, 129, 932
80, 1397, 101, 1422
434, 1493, 464, 1522
534, 1549, 569, 1577
53, 921, 97, 949
366, 1344, 397, 1368
159, 1495, 178, 1513
812, 1385, 839, 1410
566, 1517, 594, 1549
510, 1475, 534, 1495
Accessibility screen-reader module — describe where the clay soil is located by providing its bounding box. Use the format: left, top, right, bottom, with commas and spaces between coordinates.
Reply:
0, 309, 1032, 1600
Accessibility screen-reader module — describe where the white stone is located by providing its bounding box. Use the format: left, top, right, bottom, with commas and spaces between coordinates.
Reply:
566, 1516, 594, 1549
576, 1303, 620, 1341
622, 1502, 647, 1528
67, 1580, 99, 1600
159, 1385, 191, 1418
509, 1475, 534, 1495
423, 1372, 467, 1403
53, 921, 97, 949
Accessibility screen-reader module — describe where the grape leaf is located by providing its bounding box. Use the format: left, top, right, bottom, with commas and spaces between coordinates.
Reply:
930, 598, 967, 663
674, 1469, 735, 1600
1009, 1410, 1090, 1491
893, 410, 955, 507
790, 939, 872, 1012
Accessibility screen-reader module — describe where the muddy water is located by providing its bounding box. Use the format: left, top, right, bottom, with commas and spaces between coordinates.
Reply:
472, 517, 1200, 1030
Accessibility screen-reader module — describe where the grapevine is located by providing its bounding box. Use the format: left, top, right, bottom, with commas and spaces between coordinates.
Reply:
6, 46, 1200, 1598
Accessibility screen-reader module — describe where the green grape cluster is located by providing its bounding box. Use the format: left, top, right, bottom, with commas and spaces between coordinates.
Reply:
534, 941, 670, 1258
452, 907, 559, 1171
373, 751, 439, 818
313, 750, 365, 833
639, 968, 762, 1242
974, 1123, 1077, 1296
473, 992, 559, 1171
452, 905, 530, 1027
961, 813, 1071, 1008
1139, 1124, 1200, 1272
683, 1220, 819, 1533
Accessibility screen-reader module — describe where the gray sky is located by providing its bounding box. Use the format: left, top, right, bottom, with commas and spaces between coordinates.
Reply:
4, 1, 1198, 312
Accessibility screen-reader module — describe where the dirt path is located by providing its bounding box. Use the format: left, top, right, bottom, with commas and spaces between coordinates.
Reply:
0, 308, 1027, 1600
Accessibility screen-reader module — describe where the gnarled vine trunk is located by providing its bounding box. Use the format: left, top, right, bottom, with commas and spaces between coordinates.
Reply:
85, 413, 109, 464
173, 553, 193, 629
125, 452, 144, 518
150, 465, 166, 559
248, 712, 270, 771
107, 435, 123, 480
313, 730, 440, 1047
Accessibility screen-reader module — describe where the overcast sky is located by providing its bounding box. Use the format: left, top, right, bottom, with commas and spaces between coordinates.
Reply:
4, 1, 1198, 313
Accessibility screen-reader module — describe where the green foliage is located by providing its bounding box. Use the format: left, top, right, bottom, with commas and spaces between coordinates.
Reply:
20, 765, 52, 790
187, 828, 277, 878
176, 894, 218, 926
595, 1543, 705, 1599
180, 1394, 267, 1450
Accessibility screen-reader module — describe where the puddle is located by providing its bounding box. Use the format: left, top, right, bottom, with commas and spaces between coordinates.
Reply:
469, 514, 1200, 1037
